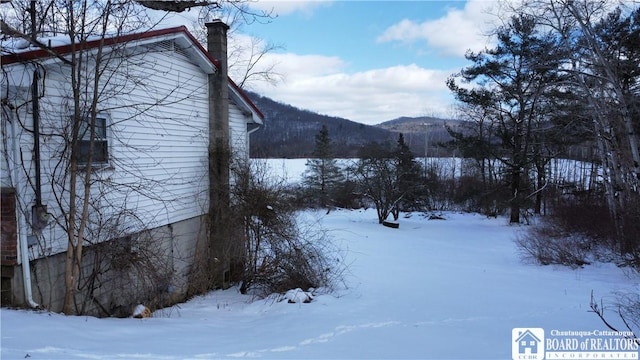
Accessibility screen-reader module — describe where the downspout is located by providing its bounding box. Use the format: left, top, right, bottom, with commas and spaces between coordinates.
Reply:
10, 84, 39, 308
32, 69, 42, 207
30, 68, 49, 232
14, 0, 43, 308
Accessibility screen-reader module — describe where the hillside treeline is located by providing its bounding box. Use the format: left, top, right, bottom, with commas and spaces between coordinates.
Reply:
247, 92, 396, 158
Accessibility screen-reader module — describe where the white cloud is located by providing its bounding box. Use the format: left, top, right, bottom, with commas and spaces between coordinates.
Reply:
227, 38, 348, 87
249, 52, 455, 125
377, 0, 501, 57
265, 52, 347, 78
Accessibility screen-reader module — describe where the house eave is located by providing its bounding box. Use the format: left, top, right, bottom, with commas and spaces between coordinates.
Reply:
0, 26, 264, 122
229, 81, 264, 125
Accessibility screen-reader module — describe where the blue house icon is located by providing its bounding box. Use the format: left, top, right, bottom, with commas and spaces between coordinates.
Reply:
515, 330, 541, 354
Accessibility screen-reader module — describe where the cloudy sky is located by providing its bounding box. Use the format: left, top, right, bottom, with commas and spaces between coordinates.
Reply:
164, 1, 504, 125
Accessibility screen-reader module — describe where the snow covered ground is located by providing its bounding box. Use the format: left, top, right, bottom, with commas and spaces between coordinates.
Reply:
2, 209, 638, 359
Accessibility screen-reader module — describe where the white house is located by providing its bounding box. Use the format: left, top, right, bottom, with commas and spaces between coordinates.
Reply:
0, 22, 263, 315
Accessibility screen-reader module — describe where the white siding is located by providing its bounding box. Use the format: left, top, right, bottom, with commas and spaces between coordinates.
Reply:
105, 42, 210, 227
2, 40, 221, 258
229, 103, 250, 161
1, 69, 32, 189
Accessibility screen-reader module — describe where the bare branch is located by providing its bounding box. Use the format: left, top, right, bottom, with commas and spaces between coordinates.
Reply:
135, 1, 219, 12
590, 290, 640, 345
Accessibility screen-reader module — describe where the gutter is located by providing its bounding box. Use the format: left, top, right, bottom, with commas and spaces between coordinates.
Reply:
247, 122, 261, 136
9, 95, 39, 308
246, 118, 262, 154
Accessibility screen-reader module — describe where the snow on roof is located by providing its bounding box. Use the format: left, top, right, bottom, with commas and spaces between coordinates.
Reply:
1, 26, 264, 120
0, 26, 196, 65
2, 34, 81, 53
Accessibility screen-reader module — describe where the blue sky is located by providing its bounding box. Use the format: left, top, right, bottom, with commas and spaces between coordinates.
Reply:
249, 1, 470, 72
162, 1, 502, 124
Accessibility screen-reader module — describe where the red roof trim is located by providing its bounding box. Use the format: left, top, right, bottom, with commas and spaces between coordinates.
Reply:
229, 78, 264, 120
1, 26, 196, 65
1, 26, 264, 120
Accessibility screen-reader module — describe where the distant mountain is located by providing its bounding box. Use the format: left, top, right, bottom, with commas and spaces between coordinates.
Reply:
376, 116, 463, 157
247, 92, 458, 158
376, 116, 463, 132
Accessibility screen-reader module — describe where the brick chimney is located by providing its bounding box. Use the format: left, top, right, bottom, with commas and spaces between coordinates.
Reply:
205, 20, 231, 289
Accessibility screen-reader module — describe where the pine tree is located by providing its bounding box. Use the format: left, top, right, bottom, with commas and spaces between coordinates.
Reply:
392, 133, 422, 220
447, 14, 563, 223
395, 133, 419, 182
303, 125, 343, 207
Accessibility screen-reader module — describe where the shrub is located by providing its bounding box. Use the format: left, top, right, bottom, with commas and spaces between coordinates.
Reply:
549, 194, 615, 244
230, 160, 346, 297
515, 220, 594, 268
77, 229, 173, 317
246, 214, 345, 296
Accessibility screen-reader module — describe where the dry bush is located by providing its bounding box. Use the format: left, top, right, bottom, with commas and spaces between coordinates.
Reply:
549, 195, 615, 244
516, 192, 623, 269
544, 192, 640, 270
450, 175, 510, 215
80, 229, 173, 317
616, 293, 640, 337
618, 195, 640, 270
231, 160, 346, 298
515, 220, 594, 268
244, 214, 346, 297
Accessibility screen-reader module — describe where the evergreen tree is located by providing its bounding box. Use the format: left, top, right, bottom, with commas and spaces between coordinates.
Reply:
447, 14, 563, 223
391, 134, 422, 220
303, 125, 343, 207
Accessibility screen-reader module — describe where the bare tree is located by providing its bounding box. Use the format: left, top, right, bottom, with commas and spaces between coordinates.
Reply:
1, 0, 160, 315
193, 2, 283, 89
565, 2, 640, 254
352, 142, 406, 224
515, 0, 640, 335
447, 104, 506, 215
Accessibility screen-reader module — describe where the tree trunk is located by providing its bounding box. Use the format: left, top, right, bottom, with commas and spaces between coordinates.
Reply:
534, 159, 546, 215
510, 165, 521, 224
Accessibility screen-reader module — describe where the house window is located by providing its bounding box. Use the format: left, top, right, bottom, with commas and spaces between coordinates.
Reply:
78, 116, 108, 164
